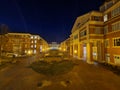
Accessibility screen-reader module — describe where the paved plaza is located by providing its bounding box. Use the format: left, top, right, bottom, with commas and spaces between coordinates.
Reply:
0, 55, 120, 90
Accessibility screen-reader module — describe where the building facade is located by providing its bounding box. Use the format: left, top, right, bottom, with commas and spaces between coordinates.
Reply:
49, 42, 60, 50
100, 0, 120, 65
30, 35, 41, 54
2, 33, 31, 56
70, 11, 104, 63
1, 33, 48, 57
60, 38, 70, 53
66, 0, 120, 65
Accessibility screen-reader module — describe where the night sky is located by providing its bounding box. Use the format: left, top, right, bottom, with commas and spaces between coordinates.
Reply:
0, 0, 105, 43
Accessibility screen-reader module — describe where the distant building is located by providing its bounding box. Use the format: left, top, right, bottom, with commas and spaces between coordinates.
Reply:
30, 35, 48, 54
60, 38, 70, 53
49, 42, 60, 50
0, 32, 48, 57
30, 35, 41, 54
3, 33, 31, 56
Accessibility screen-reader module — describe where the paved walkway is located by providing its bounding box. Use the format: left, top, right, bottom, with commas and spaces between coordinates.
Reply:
0, 58, 120, 90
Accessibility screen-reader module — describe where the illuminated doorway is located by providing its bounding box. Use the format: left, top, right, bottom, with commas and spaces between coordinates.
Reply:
83, 44, 87, 60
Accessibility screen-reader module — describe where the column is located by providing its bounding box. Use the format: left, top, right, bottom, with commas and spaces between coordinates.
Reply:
78, 43, 80, 59
80, 43, 83, 59
87, 42, 93, 64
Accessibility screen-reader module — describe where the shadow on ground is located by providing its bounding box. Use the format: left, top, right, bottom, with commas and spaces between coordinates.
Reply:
30, 60, 75, 76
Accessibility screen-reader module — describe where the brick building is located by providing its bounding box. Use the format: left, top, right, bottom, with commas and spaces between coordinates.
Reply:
0, 32, 48, 57
70, 11, 104, 63
100, 0, 120, 65
30, 35, 48, 54
60, 38, 70, 53
62, 0, 120, 65
3, 33, 31, 56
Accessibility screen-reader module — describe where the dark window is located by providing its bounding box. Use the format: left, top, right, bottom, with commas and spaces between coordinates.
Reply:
114, 38, 120, 46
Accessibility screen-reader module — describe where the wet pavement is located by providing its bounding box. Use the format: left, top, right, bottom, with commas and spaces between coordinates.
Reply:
0, 55, 120, 90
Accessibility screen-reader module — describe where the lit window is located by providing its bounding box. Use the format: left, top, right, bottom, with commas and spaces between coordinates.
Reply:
34, 36, 37, 39
31, 36, 33, 39
31, 41, 33, 43
104, 14, 108, 22
35, 40, 37, 43
25, 50, 27, 53
34, 45, 36, 48
34, 50, 36, 54
31, 45, 33, 48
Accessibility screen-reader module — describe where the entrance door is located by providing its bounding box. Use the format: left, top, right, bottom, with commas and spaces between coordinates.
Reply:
83, 44, 87, 59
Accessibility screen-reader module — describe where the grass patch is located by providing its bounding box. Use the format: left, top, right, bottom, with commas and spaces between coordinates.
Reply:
30, 60, 74, 76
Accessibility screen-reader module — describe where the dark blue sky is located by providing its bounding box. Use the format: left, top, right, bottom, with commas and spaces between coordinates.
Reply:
0, 0, 104, 43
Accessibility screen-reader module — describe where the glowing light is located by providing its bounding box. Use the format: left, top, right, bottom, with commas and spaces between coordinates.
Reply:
35, 40, 37, 43
28, 50, 32, 55
31, 36, 33, 39
34, 36, 37, 39
74, 50, 77, 54
31, 45, 33, 48
42, 49, 45, 52
28, 51, 31, 54
59, 47, 62, 50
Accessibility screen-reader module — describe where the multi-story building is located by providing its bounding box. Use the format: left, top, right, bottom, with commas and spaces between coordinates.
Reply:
69, 0, 120, 66
0, 32, 48, 57
49, 42, 60, 50
40, 38, 49, 52
70, 11, 104, 63
30, 35, 48, 54
60, 38, 70, 53
100, 0, 120, 65
30, 35, 41, 54
3, 33, 31, 56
